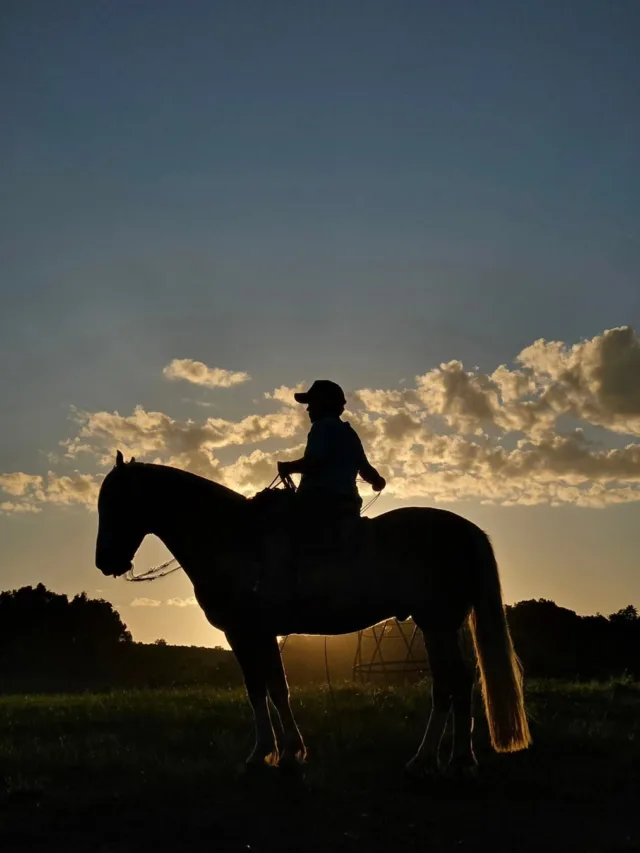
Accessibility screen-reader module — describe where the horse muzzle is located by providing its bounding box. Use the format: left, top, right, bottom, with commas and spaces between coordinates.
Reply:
95, 556, 133, 578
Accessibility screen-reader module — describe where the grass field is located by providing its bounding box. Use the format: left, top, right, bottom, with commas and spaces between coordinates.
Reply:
1, 679, 639, 852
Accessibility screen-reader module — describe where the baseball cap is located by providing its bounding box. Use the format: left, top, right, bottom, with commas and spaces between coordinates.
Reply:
294, 380, 347, 406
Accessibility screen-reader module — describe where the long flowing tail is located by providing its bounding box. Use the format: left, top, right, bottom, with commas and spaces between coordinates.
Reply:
468, 529, 532, 753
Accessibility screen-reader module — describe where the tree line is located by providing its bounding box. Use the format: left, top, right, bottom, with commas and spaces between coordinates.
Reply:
0, 584, 242, 693
0, 584, 638, 693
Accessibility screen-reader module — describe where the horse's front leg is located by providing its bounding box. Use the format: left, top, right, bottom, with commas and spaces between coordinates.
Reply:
226, 630, 278, 767
263, 637, 307, 766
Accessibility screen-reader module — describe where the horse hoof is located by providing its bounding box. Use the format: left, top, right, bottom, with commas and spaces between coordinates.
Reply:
245, 750, 279, 770
446, 759, 479, 781
404, 757, 441, 779
279, 755, 307, 777
279, 744, 307, 767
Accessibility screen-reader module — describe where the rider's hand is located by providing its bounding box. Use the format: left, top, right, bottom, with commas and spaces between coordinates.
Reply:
371, 475, 386, 493
278, 460, 292, 477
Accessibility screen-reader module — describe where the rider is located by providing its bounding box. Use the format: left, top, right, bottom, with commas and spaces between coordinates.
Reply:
255, 380, 386, 602
277, 380, 386, 536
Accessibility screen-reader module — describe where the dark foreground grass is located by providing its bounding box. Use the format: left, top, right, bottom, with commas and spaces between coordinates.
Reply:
1, 679, 639, 852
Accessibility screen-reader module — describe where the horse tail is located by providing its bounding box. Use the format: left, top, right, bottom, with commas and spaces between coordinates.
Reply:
468, 529, 532, 753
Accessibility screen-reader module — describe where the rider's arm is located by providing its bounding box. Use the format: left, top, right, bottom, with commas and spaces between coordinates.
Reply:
356, 430, 386, 492
279, 422, 330, 476
359, 460, 386, 491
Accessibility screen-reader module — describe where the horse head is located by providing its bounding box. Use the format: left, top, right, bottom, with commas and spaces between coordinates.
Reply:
95, 450, 145, 577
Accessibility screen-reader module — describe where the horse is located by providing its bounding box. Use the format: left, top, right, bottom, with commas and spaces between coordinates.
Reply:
95, 451, 531, 775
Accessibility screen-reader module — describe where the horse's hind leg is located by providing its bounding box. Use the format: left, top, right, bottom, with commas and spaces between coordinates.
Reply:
406, 627, 453, 775
407, 625, 476, 777
447, 629, 477, 776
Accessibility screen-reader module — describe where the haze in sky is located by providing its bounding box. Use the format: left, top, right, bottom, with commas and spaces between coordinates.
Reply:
2, 0, 639, 647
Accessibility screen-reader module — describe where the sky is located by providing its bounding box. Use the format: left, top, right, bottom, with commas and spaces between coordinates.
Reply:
1, 0, 639, 648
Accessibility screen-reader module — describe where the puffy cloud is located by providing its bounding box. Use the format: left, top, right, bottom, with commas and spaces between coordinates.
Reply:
351, 388, 422, 414
63, 405, 307, 479
0, 471, 100, 513
44, 472, 100, 505
0, 472, 44, 496
220, 443, 306, 495
382, 430, 640, 507
417, 360, 499, 432
130, 598, 162, 607
162, 360, 250, 389
513, 326, 640, 436
264, 385, 306, 406
0, 500, 41, 514
166, 597, 197, 607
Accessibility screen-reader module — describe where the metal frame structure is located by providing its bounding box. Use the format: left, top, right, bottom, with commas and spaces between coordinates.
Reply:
352, 618, 428, 683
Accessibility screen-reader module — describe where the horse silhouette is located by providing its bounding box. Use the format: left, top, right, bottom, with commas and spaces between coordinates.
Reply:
95, 451, 531, 775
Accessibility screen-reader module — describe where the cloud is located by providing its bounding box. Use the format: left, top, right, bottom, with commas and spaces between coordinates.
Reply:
0, 500, 41, 514
351, 388, 422, 414
355, 327, 640, 441
44, 472, 100, 505
0, 473, 44, 496
264, 384, 306, 406
417, 361, 498, 432
381, 430, 640, 508
220, 443, 306, 494
163, 360, 250, 389
4, 327, 640, 511
63, 405, 307, 479
130, 598, 162, 607
166, 597, 197, 607
513, 326, 640, 436
0, 471, 100, 513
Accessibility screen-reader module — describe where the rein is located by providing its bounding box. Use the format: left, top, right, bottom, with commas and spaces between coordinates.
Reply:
126, 557, 182, 583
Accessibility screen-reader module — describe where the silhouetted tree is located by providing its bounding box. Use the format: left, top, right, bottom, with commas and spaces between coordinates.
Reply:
609, 605, 639, 624
0, 584, 129, 691
506, 598, 640, 679
0, 583, 131, 659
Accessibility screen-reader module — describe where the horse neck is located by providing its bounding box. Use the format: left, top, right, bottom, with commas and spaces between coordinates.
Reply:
140, 464, 247, 563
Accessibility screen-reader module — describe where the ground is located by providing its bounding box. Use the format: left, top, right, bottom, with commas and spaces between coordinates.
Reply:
1, 679, 639, 852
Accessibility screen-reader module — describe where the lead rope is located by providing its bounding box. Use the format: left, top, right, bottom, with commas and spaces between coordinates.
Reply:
360, 491, 380, 515
126, 556, 181, 582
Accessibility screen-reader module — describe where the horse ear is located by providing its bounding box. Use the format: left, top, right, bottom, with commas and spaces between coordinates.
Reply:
116, 450, 124, 467
129, 457, 136, 464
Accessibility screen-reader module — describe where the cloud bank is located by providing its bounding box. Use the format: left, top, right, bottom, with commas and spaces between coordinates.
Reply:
3, 332, 640, 512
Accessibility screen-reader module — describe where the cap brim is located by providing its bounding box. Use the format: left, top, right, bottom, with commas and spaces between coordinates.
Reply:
294, 392, 310, 404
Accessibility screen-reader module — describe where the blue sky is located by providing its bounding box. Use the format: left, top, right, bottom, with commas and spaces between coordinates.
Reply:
2, 1, 639, 646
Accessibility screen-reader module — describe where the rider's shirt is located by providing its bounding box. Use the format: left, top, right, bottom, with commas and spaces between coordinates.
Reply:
298, 417, 366, 498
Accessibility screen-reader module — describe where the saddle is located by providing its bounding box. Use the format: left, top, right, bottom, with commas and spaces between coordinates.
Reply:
248, 486, 373, 606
